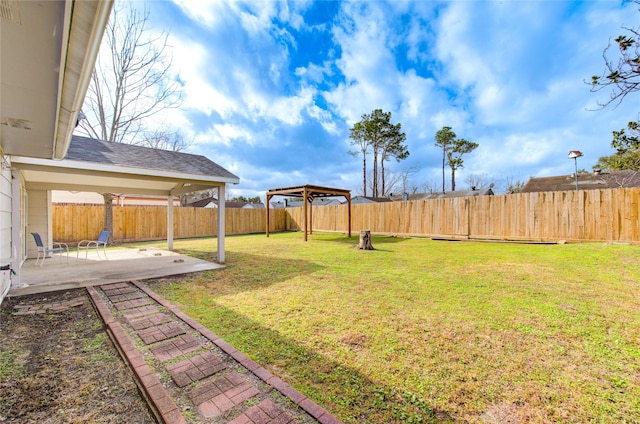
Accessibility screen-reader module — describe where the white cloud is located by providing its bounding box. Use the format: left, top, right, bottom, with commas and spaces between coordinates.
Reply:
151, 0, 638, 197
171, 0, 228, 28
168, 36, 239, 118
213, 124, 254, 145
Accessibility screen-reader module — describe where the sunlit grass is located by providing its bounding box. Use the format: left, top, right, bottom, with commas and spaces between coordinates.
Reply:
140, 232, 640, 423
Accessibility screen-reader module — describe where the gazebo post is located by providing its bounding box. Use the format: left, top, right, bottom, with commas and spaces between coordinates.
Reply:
309, 195, 313, 235
266, 193, 271, 237
303, 186, 308, 241
265, 185, 350, 241
347, 194, 351, 238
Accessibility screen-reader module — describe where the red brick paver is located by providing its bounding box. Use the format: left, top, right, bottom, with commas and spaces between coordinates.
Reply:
166, 351, 227, 387
150, 334, 201, 362
112, 296, 154, 311
128, 312, 173, 330
107, 290, 147, 303
228, 399, 296, 424
121, 305, 160, 320
137, 322, 186, 344
189, 371, 260, 418
12, 296, 85, 315
100, 282, 131, 292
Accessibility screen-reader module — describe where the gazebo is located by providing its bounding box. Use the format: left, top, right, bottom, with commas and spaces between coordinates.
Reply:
266, 185, 351, 241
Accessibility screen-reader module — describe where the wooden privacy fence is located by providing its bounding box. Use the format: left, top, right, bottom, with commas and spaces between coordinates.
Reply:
288, 187, 640, 242
53, 187, 640, 243
53, 205, 289, 243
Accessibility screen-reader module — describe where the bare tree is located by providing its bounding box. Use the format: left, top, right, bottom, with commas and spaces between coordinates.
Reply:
78, 4, 182, 144
503, 175, 526, 194
421, 180, 440, 194
137, 127, 191, 152
397, 166, 420, 195
76, 3, 183, 241
464, 173, 492, 190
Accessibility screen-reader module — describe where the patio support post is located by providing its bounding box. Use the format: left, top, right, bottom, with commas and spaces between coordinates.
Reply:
167, 195, 174, 250
217, 184, 226, 263
10, 168, 22, 288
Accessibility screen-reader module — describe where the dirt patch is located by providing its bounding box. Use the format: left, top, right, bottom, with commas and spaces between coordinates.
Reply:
338, 333, 370, 350
0, 289, 155, 423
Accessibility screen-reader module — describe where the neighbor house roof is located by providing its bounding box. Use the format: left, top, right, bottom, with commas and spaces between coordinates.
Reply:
522, 171, 640, 193
187, 197, 217, 208
351, 196, 393, 204
388, 188, 494, 201
66, 136, 239, 181
187, 197, 264, 209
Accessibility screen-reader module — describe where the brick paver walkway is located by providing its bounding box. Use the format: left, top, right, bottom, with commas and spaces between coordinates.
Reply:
151, 334, 201, 362
12, 296, 85, 315
87, 281, 342, 424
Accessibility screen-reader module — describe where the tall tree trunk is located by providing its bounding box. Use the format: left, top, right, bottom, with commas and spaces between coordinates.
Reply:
102, 193, 114, 244
442, 148, 446, 193
362, 155, 367, 197
381, 159, 386, 197
451, 169, 456, 192
373, 149, 378, 197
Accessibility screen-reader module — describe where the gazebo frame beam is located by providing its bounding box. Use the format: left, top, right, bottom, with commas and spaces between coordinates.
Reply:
265, 184, 351, 241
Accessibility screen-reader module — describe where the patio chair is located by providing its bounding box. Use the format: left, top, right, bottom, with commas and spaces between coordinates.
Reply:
31, 232, 69, 267
77, 230, 110, 261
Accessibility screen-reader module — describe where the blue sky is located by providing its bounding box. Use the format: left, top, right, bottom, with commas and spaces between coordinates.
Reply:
137, 0, 637, 197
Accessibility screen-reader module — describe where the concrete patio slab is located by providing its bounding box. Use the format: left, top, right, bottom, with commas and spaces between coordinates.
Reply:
9, 247, 223, 297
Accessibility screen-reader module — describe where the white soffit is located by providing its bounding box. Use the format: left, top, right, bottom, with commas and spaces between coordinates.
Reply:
0, 1, 112, 159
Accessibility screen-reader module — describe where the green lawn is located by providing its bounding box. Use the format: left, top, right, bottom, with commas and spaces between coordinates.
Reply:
139, 232, 640, 423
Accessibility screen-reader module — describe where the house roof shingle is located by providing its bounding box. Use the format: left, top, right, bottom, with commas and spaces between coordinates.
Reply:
388, 188, 494, 201
66, 135, 239, 181
522, 171, 640, 193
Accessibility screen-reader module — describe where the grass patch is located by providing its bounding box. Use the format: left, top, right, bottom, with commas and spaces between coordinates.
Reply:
81, 333, 111, 364
143, 232, 640, 423
0, 350, 28, 380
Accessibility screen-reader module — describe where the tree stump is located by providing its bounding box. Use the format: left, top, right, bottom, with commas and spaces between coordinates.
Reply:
358, 230, 374, 250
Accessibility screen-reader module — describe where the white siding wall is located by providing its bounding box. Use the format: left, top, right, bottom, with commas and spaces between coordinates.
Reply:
27, 190, 50, 259
0, 162, 12, 302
